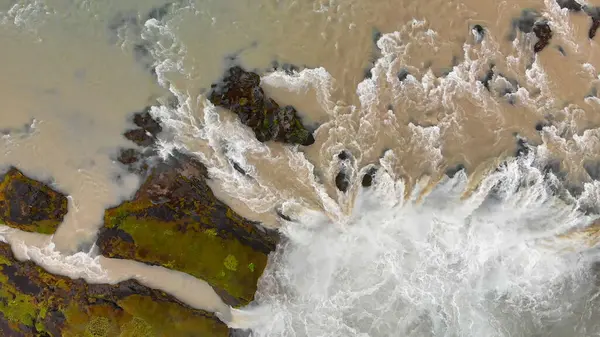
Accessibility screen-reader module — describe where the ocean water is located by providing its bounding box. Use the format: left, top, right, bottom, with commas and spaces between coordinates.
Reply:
3, 0, 600, 335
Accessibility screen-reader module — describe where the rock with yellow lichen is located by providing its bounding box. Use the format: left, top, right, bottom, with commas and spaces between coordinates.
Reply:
0, 242, 229, 337
0, 168, 68, 234
99, 149, 279, 307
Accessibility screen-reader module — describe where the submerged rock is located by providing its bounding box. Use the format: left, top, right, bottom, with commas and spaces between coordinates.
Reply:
556, 0, 583, 11
97, 151, 279, 306
361, 167, 378, 187
445, 164, 466, 178
0, 168, 67, 234
208, 66, 315, 146
335, 171, 350, 192
0, 242, 228, 337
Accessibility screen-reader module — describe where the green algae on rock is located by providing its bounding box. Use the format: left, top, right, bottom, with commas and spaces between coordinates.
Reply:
0, 168, 68, 234
97, 151, 279, 306
0, 242, 229, 337
208, 66, 315, 146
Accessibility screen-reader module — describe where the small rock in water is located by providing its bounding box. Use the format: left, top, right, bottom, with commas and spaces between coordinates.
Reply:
335, 171, 350, 192
557, 45, 566, 56
556, 0, 583, 11
397, 68, 410, 82
231, 160, 247, 175
515, 137, 530, 156
535, 121, 548, 131
361, 167, 378, 187
480, 66, 494, 91
276, 209, 293, 222
445, 164, 466, 178
372, 28, 383, 45
590, 17, 600, 39
472, 24, 485, 43
338, 150, 351, 161
533, 20, 553, 53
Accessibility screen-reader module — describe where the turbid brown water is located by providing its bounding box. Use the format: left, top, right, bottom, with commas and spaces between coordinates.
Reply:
4, 0, 600, 335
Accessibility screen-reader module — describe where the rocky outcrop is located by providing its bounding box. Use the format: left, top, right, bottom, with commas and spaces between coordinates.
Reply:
108, 108, 279, 307
0, 242, 228, 337
99, 149, 279, 306
0, 168, 68, 234
208, 66, 315, 146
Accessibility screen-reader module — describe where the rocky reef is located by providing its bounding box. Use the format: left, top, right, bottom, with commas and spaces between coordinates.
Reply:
102, 110, 279, 307
208, 66, 315, 146
0, 242, 228, 337
0, 168, 68, 234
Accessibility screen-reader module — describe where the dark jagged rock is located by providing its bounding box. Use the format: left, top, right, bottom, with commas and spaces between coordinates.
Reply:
335, 171, 350, 192
0, 242, 229, 336
123, 108, 162, 148
276, 209, 292, 222
0, 168, 68, 234
117, 148, 141, 165
338, 151, 351, 161
372, 28, 383, 45
472, 24, 485, 43
590, 17, 600, 39
556, 0, 582, 11
515, 137, 530, 157
231, 161, 247, 175
509, 9, 553, 51
582, 6, 600, 39
208, 66, 315, 146
124, 128, 154, 147
535, 121, 549, 131
481, 66, 494, 91
533, 20, 553, 53
117, 108, 164, 174
98, 151, 279, 306
397, 68, 410, 82
445, 164, 466, 178
361, 167, 378, 187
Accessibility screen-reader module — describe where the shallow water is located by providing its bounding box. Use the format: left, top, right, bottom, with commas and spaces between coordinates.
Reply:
3, 0, 600, 335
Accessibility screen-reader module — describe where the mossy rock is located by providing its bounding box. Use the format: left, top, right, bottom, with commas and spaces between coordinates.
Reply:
97, 151, 279, 306
0, 242, 228, 337
0, 168, 68, 234
208, 66, 315, 146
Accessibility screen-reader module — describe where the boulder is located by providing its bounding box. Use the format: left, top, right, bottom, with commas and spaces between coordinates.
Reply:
0, 168, 68, 234
208, 66, 315, 146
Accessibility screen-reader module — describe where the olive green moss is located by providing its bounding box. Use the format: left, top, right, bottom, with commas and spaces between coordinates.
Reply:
103, 207, 267, 304
98, 155, 278, 306
0, 168, 68, 234
0, 243, 228, 337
